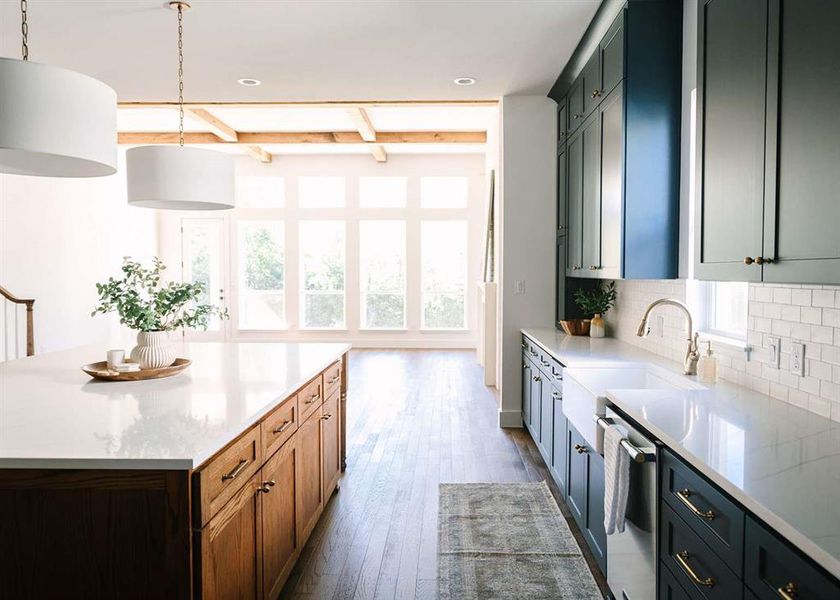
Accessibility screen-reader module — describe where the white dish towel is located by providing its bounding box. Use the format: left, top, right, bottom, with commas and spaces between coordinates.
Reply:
603, 423, 631, 535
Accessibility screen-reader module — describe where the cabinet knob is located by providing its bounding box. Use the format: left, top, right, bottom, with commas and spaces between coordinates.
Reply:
532, 375, 541, 382
576, 445, 588, 454
755, 256, 773, 265
572, 265, 581, 271
589, 265, 599, 271
591, 89, 602, 98
573, 113, 582, 120
743, 256, 755, 265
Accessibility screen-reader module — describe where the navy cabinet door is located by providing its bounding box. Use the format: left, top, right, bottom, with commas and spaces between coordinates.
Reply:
567, 76, 585, 134
695, 0, 767, 282
566, 128, 584, 274
551, 387, 567, 498
582, 50, 602, 117
557, 98, 568, 147
761, 0, 840, 284
600, 10, 625, 97
539, 379, 553, 465
597, 84, 624, 279
585, 451, 607, 573
580, 111, 602, 275
567, 427, 587, 532
521, 353, 531, 426
529, 369, 542, 440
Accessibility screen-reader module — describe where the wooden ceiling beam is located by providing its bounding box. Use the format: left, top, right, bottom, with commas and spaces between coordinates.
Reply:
183, 108, 238, 142
118, 100, 498, 109
244, 145, 272, 163
117, 131, 486, 144
369, 145, 387, 163
346, 107, 377, 142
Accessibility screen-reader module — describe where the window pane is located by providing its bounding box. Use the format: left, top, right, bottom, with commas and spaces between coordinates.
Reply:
236, 176, 284, 208
300, 221, 345, 328
420, 176, 468, 208
182, 219, 223, 331
298, 176, 345, 208
712, 281, 748, 338
421, 221, 467, 328
238, 221, 285, 329
360, 220, 406, 328
359, 177, 407, 208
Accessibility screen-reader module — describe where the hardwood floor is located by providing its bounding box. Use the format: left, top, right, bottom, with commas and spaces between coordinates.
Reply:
280, 349, 608, 599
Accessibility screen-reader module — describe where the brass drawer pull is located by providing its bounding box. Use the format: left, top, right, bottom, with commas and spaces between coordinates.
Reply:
551, 391, 561, 399
776, 582, 797, 600
272, 420, 293, 434
676, 488, 716, 520
540, 359, 550, 366
257, 480, 276, 494
529, 348, 538, 356
532, 375, 542, 382
327, 375, 340, 384
320, 413, 333, 421
222, 459, 249, 482
304, 392, 320, 405
574, 444, 587, 454
675, 550, 715, 587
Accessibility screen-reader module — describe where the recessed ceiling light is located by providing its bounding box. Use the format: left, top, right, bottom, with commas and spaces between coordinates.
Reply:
237, 78, 261, 87
454, 77, 476, 86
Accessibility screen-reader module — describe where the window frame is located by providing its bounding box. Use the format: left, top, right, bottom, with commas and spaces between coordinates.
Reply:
420, 219, 469, 331
359, 220, 407, 331
298, 220, 347, 330
236, 219, 287, 331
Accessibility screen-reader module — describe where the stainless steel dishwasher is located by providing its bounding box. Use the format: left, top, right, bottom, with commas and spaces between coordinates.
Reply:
595, 407, 658, 600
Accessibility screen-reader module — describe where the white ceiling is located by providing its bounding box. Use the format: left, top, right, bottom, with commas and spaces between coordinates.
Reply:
0, 0, 599, 102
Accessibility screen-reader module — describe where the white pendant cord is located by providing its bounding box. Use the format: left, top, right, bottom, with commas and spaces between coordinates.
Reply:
176, 3, 185, 148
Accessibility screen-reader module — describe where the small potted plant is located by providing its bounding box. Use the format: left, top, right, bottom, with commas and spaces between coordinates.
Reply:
572, 281, 617, 338
92, 257, 228, 368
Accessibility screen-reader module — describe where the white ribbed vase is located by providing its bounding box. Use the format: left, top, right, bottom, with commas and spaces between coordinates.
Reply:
130, 331, 176, 369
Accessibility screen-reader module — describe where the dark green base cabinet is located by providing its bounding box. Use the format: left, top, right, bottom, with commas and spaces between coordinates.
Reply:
566, 424, 607, 574
658, 448, 840, 600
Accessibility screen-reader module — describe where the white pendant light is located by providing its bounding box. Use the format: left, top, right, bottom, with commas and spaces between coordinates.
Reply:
127, 1, 234, 211
0, 1, 117, 177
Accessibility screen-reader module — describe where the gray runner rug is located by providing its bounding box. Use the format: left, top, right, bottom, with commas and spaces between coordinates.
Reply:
438, 481, 602, 600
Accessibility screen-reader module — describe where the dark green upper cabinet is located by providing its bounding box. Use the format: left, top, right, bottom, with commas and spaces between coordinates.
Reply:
557, 98, 568, 148
695, 0, 768, 282
552, 1, 681, 281
696, 0, 840, 284
762, 0, 840, 283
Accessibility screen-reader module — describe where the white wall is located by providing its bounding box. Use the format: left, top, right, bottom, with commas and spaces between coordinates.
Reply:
498, 96, 557, 426
0, 151, 158, 355
158, 153, 488, 348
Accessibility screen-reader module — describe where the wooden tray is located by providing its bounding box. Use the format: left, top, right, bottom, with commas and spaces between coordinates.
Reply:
82, 358, 192, 382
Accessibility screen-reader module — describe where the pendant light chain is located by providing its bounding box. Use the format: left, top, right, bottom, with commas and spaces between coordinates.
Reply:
177, 3, 185, 147
20, 0, 29, 61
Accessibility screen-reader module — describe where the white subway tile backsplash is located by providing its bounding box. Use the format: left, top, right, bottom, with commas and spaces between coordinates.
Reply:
605, 280, 840, 420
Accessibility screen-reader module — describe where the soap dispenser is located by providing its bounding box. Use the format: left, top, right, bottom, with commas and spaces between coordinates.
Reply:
697, 341, 718, 383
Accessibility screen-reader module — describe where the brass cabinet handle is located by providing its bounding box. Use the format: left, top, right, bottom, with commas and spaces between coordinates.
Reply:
222, 459, 249, 482
552, 391, 561, 399
676, 489, 716, 520
574, 444, 587, 454
272, 420, 293, 435
572, 265, 581, 271
573, 113, 582, 120
529, 348, 538, 356
257, 482, 273, 494
552, 374, 563, 381
263, 479, 276, 487
304, 392, 320, 405
744, 256, 755, 265
591, 89, 602, 98
532, 375, 542, 382
328, 375, 340, 384
675, 550, 715, 587
589, 265, 599, 270
755, 256, 774, 265
776, 582, 797, 600
540, 359, 550, 366
522, 363, 528, 369
320, 413, 333, 421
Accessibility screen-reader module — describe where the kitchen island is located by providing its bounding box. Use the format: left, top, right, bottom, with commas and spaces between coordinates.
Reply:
0, 341, 350, 600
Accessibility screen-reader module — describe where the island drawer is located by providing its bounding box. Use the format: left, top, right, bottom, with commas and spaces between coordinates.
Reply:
262, 395, 298, 459
661, 502, 741, 600
744, 516, 840, 600
324, 360, 342, 398
659, 561, 694, 600
193, 425, 262, 527
661, 449, 744, 576
298, 375, 324, 423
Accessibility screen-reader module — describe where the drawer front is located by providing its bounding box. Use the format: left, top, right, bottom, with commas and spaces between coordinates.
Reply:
662, 449, 744, 575
660, 503, 741, 600
323, 360, 342, 398
522, 336, 540, 363
298, 376, 324, 423
193, 425, 262, 527
660, 561, 696, 600
744, 516, 840, 600
261, 395, 298, 459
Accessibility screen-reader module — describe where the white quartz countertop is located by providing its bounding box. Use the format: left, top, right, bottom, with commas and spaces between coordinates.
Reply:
522, 327, 840, 580
0, 341, 350, 470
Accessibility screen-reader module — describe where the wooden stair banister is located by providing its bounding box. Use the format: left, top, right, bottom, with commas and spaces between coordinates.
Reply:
0, 285, 35, 357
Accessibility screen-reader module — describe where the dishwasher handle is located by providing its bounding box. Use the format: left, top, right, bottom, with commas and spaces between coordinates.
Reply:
593, 415, 656, 464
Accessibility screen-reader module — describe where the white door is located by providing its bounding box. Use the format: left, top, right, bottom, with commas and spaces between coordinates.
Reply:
180, 218, 230, 341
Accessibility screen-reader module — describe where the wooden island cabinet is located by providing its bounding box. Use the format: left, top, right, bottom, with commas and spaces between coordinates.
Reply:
0, 343, 349, 600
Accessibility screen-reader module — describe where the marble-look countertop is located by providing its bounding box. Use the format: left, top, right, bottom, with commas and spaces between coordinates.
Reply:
522, 327, 840, 580
0, 341, 350, 470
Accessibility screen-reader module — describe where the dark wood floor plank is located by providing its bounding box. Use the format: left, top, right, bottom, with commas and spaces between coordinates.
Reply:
280, 349, 607, 600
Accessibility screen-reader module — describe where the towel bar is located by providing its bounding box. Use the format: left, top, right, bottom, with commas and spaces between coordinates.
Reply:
593, 414, 657, 464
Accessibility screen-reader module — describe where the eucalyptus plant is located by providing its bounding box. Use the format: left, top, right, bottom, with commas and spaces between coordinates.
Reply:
574, 281, 617, 318
91, 257, 228, 332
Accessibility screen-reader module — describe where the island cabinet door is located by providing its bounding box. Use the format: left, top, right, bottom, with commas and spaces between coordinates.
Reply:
322, 391, 341, 501
261, 437, 301, 600
195, 474, 262, 600
298, 406, 325, 542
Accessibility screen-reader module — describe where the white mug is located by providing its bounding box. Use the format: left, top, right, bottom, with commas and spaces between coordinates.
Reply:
107, 349, 125, 369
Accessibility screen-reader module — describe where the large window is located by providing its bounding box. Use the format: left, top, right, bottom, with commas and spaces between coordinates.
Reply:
359, 176, 407, 208
421, 221, 468, 329
298, 176, 345, 208
300, 221, 346, 328
181, 219, 224, 331
360, 221, 406, 329
236, 175, 284, 208
420, 176, 468, 208
238, 221, 285, 330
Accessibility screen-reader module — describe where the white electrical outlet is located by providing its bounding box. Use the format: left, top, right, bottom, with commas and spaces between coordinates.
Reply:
768, 336, 781, 369
791, 342, 806, 377
514, 280, 526, 295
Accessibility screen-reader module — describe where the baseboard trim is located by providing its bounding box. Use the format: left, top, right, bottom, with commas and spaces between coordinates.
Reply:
498, 409, 523, 429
